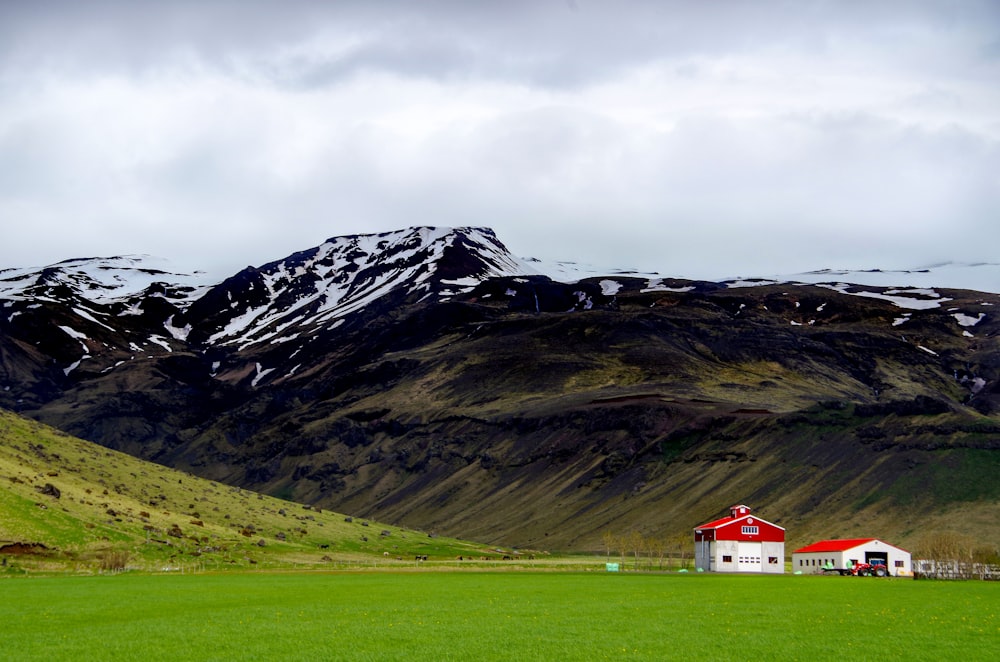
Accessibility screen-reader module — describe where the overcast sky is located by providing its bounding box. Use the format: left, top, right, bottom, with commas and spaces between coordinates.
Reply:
1, 0, 998, 281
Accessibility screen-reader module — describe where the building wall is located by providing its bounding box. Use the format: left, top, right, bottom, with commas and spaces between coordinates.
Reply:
698, 540, 784, 573
792, 551, 849, 573
761, 541, 785, 574
715, 540, 739, 572
792, 541, 912, 576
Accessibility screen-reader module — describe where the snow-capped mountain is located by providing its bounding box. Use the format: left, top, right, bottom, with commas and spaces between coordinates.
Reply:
0, 255, 213, 380
0, 255, 211, 341
0, 227, 539, 381
5, 229, 999, 337
1, 227, 533, 349
5, 226, 1000, 384
0, 254, 210, 304
176, 226, 533, 348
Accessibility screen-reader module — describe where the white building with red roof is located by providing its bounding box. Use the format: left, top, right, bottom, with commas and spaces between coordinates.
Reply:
693, 504, 785, 573
792, 538, 912, 576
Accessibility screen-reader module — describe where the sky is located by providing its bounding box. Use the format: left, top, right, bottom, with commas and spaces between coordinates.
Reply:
1, 0, 998, 282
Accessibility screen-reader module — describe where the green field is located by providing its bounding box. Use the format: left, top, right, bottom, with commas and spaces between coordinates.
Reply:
1, 571, 996, 661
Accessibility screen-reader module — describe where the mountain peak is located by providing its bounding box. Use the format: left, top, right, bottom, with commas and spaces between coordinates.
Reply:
180, 225, 532, 347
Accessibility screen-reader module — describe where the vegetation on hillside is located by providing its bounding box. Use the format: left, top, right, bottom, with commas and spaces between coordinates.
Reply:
0, 410, 494, 573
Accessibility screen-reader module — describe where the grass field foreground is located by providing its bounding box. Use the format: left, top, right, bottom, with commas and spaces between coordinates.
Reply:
1, 571, 997, 661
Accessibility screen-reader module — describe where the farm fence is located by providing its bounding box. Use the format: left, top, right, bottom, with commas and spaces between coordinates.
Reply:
913, 559, 1000, 580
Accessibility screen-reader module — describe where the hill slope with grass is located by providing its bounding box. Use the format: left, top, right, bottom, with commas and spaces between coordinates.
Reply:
0, 410, 490, 572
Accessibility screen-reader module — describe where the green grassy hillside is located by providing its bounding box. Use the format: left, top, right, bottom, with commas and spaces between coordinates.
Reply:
0, 409, 492, 572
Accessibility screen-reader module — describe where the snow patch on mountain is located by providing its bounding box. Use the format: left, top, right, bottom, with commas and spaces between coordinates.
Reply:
772, 262, 1000, 294
58, 325, 88, 341
724, 279, 777, 289
251, 363, 275, 388
63, 358, 85, 376
521, 257, 660, 283
71, 307, 114, 332
953, 312, 985, 327
164, 315, 192, 341
148, 336, 173, 352
815, 284, 952, 310
599, 280, 622, 296
642, 279, 694, 293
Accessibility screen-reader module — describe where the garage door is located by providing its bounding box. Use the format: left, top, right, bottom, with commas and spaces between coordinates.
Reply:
737, 542, 762, 572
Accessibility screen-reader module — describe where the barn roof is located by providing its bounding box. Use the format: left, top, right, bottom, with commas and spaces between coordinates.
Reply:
695, 514, 739, 530
793, 538, 910, 554
793, 538, 874, 553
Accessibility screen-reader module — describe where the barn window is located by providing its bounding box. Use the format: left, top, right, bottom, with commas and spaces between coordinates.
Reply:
768, 557, 778, 564
741, 525, 759, 535
895, 560, 904, 568
798, 560, 803, 566
722, 555, 732, 563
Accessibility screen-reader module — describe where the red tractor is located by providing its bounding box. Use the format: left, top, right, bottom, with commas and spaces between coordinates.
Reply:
850, 560, 889, 577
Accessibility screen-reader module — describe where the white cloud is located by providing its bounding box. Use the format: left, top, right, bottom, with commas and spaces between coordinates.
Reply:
0, 1, 998, 283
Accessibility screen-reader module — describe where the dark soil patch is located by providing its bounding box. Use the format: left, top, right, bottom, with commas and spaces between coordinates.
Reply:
0, 542, 50, 555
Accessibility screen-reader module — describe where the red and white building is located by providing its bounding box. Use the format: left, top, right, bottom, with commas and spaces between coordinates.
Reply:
792, 538, 912, 576
693, 504, 785, 573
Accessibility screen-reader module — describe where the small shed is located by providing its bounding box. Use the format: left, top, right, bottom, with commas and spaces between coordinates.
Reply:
693, 504, 785, 574
792, 538, 912, 576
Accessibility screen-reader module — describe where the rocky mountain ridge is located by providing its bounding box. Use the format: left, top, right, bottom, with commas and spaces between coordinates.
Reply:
2, 226, 999, 551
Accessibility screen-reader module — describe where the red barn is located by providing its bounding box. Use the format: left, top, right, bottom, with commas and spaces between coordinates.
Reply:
693, 504, 785, 573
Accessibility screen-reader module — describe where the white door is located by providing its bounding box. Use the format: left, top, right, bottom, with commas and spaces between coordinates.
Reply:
737, 542, 762, 572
